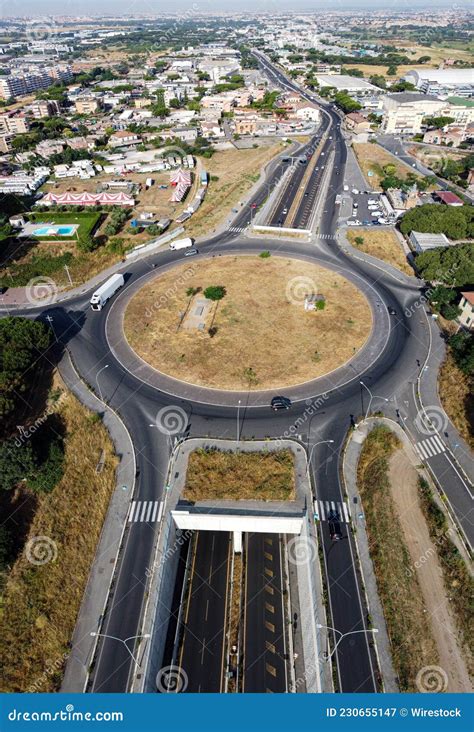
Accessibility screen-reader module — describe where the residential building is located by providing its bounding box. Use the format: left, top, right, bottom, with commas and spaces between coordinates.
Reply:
423, 127, 465, 148
0, 133, 14, 153
386, 186, 418, 211
75, 96, 103, 114
294, 105, 320, 122
36, 139, 65, 157
381, 93, 446, 134
445, 97, 474, 126
0, 113, 29, 134
409, 230, 450, 253
344, 111, 371, 134
109, 130, 141, 148
29, 99, 60, 118
458, 292, 474, 330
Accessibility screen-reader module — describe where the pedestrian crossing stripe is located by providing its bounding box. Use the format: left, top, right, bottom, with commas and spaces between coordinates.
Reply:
317, 233, 336, 240
414, 435, 446, 460
314, 500, 350, 523
128, 500, 163, 523
228, 226, 246, 233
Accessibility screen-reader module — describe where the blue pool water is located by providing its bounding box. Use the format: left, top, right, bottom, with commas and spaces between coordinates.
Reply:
33, 225, 76, 237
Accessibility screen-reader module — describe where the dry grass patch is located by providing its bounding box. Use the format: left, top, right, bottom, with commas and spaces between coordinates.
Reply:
352, 143, 415, 189
124, 255, 372, 390
184, 448, 295, 502
0, 375, 117, 692
184, 144, 282, 239
357, 426, 439, 691
439, 353, 474, 450
347, 228, 412, 276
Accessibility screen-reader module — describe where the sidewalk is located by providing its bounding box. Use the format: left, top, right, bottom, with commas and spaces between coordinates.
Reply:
59, 350, 135, 693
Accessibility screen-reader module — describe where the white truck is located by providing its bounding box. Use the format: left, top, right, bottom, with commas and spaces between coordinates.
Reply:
169, 237, 193, 251
90, 273, 125, 311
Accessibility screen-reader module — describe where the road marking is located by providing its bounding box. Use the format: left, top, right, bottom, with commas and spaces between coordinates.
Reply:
128, 500, 161, 523
316, 500, 351, 523
228, 226, 246, 233
415, 435, 446, 460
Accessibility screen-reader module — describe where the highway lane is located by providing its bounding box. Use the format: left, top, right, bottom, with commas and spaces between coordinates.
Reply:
243, 534, 287, 693
178, 531, 231, 693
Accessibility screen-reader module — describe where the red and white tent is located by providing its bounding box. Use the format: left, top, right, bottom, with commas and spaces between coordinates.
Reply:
170, 183, 190, 203
170, 168, 191, 187
40, 191, 135, 207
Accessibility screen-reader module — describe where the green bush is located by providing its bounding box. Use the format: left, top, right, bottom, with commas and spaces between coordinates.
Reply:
203, 285, 226, 301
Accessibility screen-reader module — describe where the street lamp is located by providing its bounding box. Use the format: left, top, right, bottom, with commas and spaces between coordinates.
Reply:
316, 623, 378, 662
358, 381, 389, 425
237, 399, 241, 444
90, 631, 151, 667
306, 439, 335, 482
96, 364, 109, 403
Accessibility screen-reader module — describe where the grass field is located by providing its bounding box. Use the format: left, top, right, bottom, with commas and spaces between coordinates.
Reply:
184, 448, 295, 502
124, 255, 372, 390
27, 211, 101, 241
0, 375, 117, 692
357, 426, 439, 691
438, 353, 474, 450
352, 143, 417, 189
347, 228, 413, 276
185, 144, 283, 239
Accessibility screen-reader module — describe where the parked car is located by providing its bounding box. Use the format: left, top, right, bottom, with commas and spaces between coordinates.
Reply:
328, 510, 343, 541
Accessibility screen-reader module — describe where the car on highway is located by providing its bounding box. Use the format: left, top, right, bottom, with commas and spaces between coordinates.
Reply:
328, 510, 343, 541
184, 248, 199, 256
271, 396, 292, 411
388, 306, 397, 316
282, 208, 288, 215
351, 188, 359, 194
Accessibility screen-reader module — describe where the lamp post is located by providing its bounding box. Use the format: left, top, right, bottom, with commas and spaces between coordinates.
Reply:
90, 631, 150, 667
358, 381, 389, 426
306, 439, 335, 483
237, 399, 241, 444
316, 623, 378, 662
96, 364, 109, 403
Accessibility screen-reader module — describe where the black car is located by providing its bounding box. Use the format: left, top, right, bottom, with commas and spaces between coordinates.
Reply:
271, 396, 292, 411
388, 307, 396, 316
328, 510, 343, 541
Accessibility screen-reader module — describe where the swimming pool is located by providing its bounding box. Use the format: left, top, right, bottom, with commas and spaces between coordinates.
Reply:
32, 225, 77, 237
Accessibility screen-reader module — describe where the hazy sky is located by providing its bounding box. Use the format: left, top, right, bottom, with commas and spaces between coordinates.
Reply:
2, 0, 461, 16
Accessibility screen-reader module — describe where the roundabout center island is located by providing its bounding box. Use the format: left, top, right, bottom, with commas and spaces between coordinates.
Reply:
124, 254, 372, 391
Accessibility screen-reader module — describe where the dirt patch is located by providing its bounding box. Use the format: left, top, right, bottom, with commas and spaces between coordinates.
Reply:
388, 450, 472, 693
184, 448, 295, 502
347, 228, 413, 276
124, 255, 372, 390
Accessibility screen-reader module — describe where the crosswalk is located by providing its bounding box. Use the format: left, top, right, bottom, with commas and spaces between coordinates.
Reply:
414, 434, 446, 460
317, 233, 335, 241
228, 226, 247, 233
128, 500, 163, 523
314, 500, 350, 523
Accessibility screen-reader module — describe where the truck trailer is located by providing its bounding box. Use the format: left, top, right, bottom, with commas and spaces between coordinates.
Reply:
90, 273, 125, 311
169, 237, 193, 251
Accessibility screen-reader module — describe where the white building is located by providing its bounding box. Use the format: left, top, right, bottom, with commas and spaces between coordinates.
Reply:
409, 230, 450, 253
404, 68, 474, 99
381, 93, 446, 134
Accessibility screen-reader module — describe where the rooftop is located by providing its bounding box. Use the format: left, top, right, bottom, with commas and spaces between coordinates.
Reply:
315, 74, 380, 91
385, 92, 442, 104
461, 292, 474, 306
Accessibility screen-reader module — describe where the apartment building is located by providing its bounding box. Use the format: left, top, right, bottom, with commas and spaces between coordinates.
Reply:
381, 93, 446, 134
0, 65, 72, 99
29, 99, 60, 118
75, 96, 103, 114
0, 113, 29, 134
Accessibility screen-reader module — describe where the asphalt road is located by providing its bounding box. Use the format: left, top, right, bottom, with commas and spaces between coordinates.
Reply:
3, 51, 472, 695
243, 534, 287, 693
178, 531, 231, 693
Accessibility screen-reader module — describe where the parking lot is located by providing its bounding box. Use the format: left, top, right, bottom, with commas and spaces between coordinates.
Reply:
341, 144, 389, 227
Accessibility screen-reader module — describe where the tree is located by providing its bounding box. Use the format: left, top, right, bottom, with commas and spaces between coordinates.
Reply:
369, 74, 386, 89
203, 286, 226, 301
387, 65, 397, 76
440, 303, 460, 320
424, 116, 455, 129
354, 236, 364, 246
0, 440, 36, 491
428, 285, 456, 310
415, 242, 474, 288
449, 331, 474, 375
